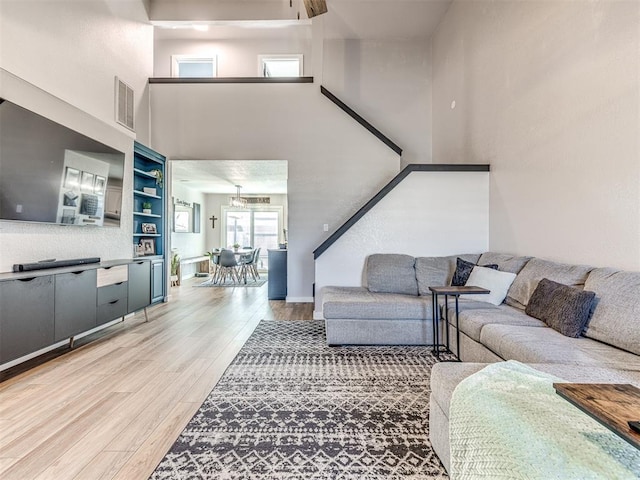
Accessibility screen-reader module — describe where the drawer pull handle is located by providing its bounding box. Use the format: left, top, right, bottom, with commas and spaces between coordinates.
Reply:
109, 300, 119, 305
19, 277, 37, 282
72, 271, 84, 275
115, 281, 124, 286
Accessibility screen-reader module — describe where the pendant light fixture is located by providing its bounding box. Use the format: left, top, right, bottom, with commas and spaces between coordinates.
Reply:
230, 185, 247, 208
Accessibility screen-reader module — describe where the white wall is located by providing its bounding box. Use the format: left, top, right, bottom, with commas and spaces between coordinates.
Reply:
323, 38, 432, 166
432, 0, 640, 270
154, 36, 313, 77
0, 0, 154, 144
169, 182, 207, 258
314, 171, 489, 315
0, 0, 154, 273
150, 83, 401, 301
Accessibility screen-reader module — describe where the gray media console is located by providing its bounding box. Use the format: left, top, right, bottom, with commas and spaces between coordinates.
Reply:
0, 259, 153, 367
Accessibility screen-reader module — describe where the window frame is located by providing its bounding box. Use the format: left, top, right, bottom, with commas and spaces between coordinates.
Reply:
171, 55, 217, 78
257, 54, 303, 78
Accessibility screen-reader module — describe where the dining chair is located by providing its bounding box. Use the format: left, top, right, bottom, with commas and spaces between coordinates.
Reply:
209, 249, 220, 278
246, 247, 261, 281
216, 249, 240, 284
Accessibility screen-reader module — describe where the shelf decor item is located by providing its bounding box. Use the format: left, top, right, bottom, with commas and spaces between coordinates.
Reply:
141, 223, 157, 234
142, 201, 152, 214
149, 169, 163, 187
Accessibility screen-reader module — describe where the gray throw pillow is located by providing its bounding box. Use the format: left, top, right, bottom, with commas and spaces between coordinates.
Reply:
525, 278, 596, 338
451, 257, 498, 286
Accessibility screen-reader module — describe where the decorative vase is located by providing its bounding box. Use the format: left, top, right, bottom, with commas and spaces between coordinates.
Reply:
143, 208, 152, 214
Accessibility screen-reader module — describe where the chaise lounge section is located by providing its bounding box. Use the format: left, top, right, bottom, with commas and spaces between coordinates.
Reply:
321, 251, 640, 473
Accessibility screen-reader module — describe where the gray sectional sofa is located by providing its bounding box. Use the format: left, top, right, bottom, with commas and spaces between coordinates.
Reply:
321, 252, 640, 472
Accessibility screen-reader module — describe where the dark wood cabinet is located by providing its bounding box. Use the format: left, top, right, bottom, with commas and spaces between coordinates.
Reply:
54, 270, 97, 342
268, 249, 287, 300
0, 259, 152, 368
0, 276, 55, 363
128, 260, 151, 313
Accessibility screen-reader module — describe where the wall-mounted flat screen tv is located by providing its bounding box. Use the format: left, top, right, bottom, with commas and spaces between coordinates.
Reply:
0, 98, 125, 227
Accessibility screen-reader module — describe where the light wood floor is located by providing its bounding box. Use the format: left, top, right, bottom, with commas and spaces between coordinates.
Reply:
0, 277, 314, 480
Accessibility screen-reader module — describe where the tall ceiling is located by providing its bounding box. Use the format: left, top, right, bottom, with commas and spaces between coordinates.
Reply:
152, 1, 452, 193
150, 0, 453, 40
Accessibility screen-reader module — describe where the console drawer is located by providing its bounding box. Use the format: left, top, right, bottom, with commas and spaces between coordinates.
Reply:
97, 282, 127, 306
97, 298, 127, 325
97, 265, 128, 287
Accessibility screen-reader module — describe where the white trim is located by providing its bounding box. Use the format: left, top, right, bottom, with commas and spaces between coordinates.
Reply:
313, 310, 325, 320
171, 55, 217, 78
258, 54, 303, 77
286, 296, 314, 303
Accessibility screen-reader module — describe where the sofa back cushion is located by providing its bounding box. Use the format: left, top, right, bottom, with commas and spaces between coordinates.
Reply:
415, 254, 481, 295
583, 268, 640, 355
366, 254, 418, 296
477, 252, 532, 274
507, 258, 594, 309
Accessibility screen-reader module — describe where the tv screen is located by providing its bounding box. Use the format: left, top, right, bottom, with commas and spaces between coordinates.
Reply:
0, 98, 125, 227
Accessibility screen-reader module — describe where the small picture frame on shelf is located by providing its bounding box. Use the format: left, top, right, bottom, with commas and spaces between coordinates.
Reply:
141, 223, 157, 234
140, 238, 155, 255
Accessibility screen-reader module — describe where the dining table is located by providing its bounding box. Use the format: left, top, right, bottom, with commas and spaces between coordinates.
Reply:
207, 248, 255, 284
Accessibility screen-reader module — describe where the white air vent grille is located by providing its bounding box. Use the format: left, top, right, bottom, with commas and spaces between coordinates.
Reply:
115, 77, 134, 131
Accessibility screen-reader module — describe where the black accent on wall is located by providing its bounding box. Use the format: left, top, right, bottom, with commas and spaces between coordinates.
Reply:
320, 86, 402, 156
312, 164, 491, 260
149, 77, 314, 84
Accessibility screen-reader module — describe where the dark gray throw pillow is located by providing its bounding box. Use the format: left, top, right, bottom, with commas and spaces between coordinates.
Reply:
525, 278, 596, 338
451, 257, 498, 286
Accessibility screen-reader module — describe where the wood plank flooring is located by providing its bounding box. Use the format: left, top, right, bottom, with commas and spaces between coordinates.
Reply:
0, 277, 314, 480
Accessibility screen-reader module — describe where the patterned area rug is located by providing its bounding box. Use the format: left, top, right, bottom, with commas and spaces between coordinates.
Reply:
150, 320, 449, 479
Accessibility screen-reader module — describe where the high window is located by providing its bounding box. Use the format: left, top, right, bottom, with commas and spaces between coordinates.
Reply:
171, 55, 217, 78
258, 55, 303, 77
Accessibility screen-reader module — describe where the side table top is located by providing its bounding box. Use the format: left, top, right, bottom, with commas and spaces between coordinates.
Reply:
554, 383, 640, 449
428, 285, 490, 295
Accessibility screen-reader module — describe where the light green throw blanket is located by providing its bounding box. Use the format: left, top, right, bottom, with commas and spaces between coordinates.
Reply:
450, 361, 640, 479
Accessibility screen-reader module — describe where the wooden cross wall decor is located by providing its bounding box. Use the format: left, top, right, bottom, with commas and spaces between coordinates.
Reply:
209, 216, 218, 229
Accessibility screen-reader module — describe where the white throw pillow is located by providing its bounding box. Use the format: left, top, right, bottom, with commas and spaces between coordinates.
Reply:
465, 266, 517, 306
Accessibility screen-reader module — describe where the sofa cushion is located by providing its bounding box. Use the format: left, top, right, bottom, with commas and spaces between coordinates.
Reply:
366, 254, 418, 295
478, 252, 532, 274
446, 303, 546, 342
450, 257, 498, 286
464, 266, 517, 306
526, 278, 596, 338
584, 268, 640, 355
322, 286, 432, 320
415, 254, 480, 296
480, 324, 640, 371
507, 257, 594, 309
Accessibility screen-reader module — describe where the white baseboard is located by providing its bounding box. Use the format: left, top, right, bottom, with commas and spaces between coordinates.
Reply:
285, 296, 314, 303
313, 310, 324, 320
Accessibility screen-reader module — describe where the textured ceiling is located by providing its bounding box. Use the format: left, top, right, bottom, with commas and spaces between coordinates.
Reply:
171, 160, 288, 194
